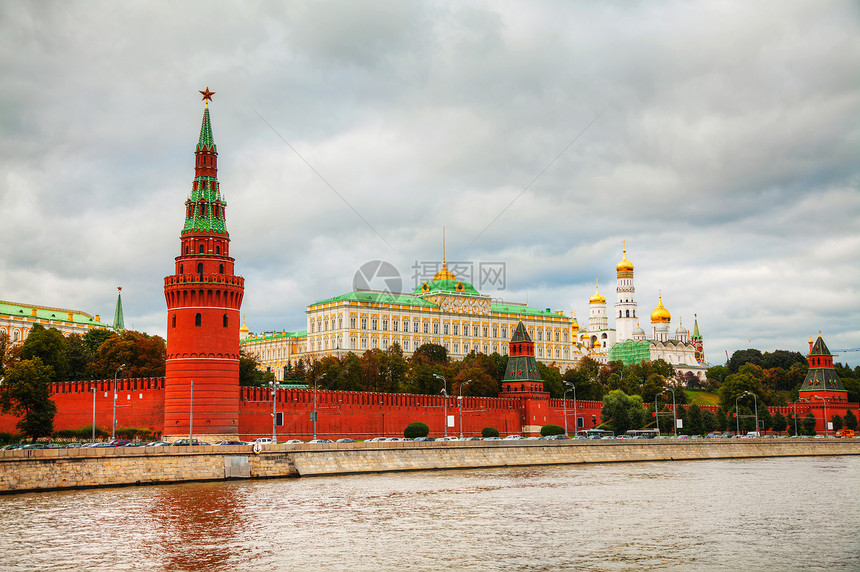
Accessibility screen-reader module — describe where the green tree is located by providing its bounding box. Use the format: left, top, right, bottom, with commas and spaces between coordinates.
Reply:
802, 412, 817, 436
0, 358, 57, 442
600, 390, 645, 435
844, 409, 858, 431
64, 334, 92, 381
84, 328, 114, 356
412, 343, 448, 366
706, 365, 728, 386
481, 427, 499, 438
831, 414, 844, 432
685, 404, 703, 436
701, 409, 718, 434
404, 422, 429, 439
88, 330, 166, 380
537, 362, 563, 398
238, 350, 273, 387
540, 424, 565, 436
771, 411, 787, 434
728, 348, 764, 374
20, 324, 68, 382
715, 409, 728, 431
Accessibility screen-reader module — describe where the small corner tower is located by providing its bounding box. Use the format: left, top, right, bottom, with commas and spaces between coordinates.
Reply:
691, 314, 704, 363
112, 286, 125, 332
500, 322, 549, 435
799, 333, 847, 401
163, 88, 245, 440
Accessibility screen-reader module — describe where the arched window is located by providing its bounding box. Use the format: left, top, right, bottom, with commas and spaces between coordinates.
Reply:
195, 313, 202, 326
172, 315, 176, 328
223, 314, 228, 327
216, 246, 220, 255
199, 244, 205, 254
185, 245, 189, 255
626, 310, 630, 317
197, 263, 203, 274
179, 264, 183, 274
219, 264, 224, 274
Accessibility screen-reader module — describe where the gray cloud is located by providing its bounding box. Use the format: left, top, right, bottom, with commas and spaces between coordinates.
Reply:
1, 0, 858, 366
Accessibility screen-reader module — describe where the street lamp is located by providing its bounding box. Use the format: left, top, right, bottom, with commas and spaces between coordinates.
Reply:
813, 395, 828, 437
458, 380, 471, 439
736, 391, 758, 435
793, 402, 799, 436
745, 391, 758, 435
313, 372, 326, 440
662, 388, 677, 437
563, 382, 575, 437
734, 393, 741, 435
111, 364, 125, 440
269, 380, 279, 443
91, 384, 97, 442
433, 373, 448, 438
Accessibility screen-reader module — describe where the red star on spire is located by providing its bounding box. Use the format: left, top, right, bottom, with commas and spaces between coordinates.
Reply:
199, 86, 215, 102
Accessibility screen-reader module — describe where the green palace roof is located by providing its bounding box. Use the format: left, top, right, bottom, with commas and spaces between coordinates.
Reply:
311, 291, 440, 307
413, 278, 480, 295
243, 330, 308, 342
0, 300, 110, 327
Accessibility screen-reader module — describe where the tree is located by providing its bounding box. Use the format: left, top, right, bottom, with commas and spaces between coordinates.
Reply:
481, 427, 499, 438
706, 365, 728, 386
88, 330, 166, 380
239, 350, 273, 387
404, 422, 429, 439
831, 414, 844, 432
0, 358, 57, 442
844, 409, 858, 431
600, 390, 645, 435
19, 324, 68, 383
540, 424, 565, 436
537, 362, 563, 398
802, 412, 817, 436
412, 343, 448, 366
715, 409, 728, 431
701, 409, 718, 434
685, 404, 703, 436
728, 348, 763, 374
771, 411, 787, 434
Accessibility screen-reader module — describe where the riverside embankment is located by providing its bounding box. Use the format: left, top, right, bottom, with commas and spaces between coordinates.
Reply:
2, 438, 858, 494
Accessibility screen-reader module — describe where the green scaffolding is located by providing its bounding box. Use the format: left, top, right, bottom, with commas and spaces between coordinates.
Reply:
608, 340, 651, 366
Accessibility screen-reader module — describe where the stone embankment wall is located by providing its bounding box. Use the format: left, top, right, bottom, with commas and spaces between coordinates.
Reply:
2, 439, 858, 494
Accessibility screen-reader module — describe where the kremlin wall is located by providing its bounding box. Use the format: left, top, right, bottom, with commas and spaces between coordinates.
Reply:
1, 93, 857, 442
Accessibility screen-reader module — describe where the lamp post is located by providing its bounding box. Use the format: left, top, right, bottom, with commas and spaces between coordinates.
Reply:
189, 379, 193, 441
655, 395, 660, 435
270, 380, 278, 443
563, 382, 575, 437
734, 394, 741, 435
793, 402, 799, 436
433, 373, 448, 438
91, 384, 97, 442
663, 388, 677, 437
813, 395, 828, 437
745, 392, 758, 435
111, 364, 125, 440
313, 372, 326, 440
458, 380, 471, 439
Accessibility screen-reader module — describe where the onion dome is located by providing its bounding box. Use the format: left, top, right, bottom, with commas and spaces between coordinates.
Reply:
616, 248, 634, 272
571, 317, 579, 332
651, 296, 671, 323
589, 279, 606, 304
239, 315, 249, 333
433, 260, 456, 281
633, 325, 645, 337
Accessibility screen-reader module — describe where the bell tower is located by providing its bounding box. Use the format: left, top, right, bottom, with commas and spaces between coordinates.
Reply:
163, 88, 245, 440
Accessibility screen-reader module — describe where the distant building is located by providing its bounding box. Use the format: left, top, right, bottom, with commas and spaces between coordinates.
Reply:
0, 299, 112, 345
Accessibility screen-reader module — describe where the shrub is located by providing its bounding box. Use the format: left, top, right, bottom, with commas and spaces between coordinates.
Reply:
0, 432, 20, 445
404, 422, 430, 439
481, 427, 499, 438
540, 424, 565, 437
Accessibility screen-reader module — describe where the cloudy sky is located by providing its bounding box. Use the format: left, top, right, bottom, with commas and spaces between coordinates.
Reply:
2, 0, 859, 367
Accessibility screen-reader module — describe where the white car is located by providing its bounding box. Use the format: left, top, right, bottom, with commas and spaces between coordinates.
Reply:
504, 435, 524, 440
252, 438, 274, 444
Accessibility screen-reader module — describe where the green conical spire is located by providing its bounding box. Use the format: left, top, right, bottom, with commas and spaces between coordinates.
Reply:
692, 314, 701, 338
113, 287, 125, 331
196, 105, 217, 152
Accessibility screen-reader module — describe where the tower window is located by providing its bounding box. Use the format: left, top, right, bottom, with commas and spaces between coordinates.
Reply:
172, 315, 176, 328
179, 264, 183, 274
195, 313, 202, 327
197, 263, 203, 274
185, 246, 189, 255
626, 310, 630, 317
216, 246, 220, 254
199, 244, 205, 254
219, 264, 224, 274
223, 314, 228, 327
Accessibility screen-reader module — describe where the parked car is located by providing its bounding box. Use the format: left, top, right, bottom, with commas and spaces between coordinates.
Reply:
107, 439, 131, 447
282, 439, 304, 444
251, 438, 273, 444
214, 440, 247, 446
413, 436, 436, 442
146, 441, 172, 447
463, 437, 482, 441
366, 437, 387, 442
483, 437, 502, 441
544, 434, 569, 440
172, 439, 205, 446
21, 443, 47, 449
308, 439, 333, 443
123, 442, 148, 447
335, 438, 356, 443
503, 435, 524, 440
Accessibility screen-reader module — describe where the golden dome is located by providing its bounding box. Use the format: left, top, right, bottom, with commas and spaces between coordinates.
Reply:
616, 248, 634, 272
239, 315, 249, 333
589, 279, 606, 304
433, 261, 456, 281
650, 296, 671, 323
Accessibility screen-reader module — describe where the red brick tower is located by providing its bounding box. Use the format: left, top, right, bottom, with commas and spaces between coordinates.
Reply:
500, 322, 550, 435
163, 88, 244, 440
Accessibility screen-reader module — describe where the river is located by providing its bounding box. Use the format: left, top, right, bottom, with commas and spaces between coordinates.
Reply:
1, 456, 857, 570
